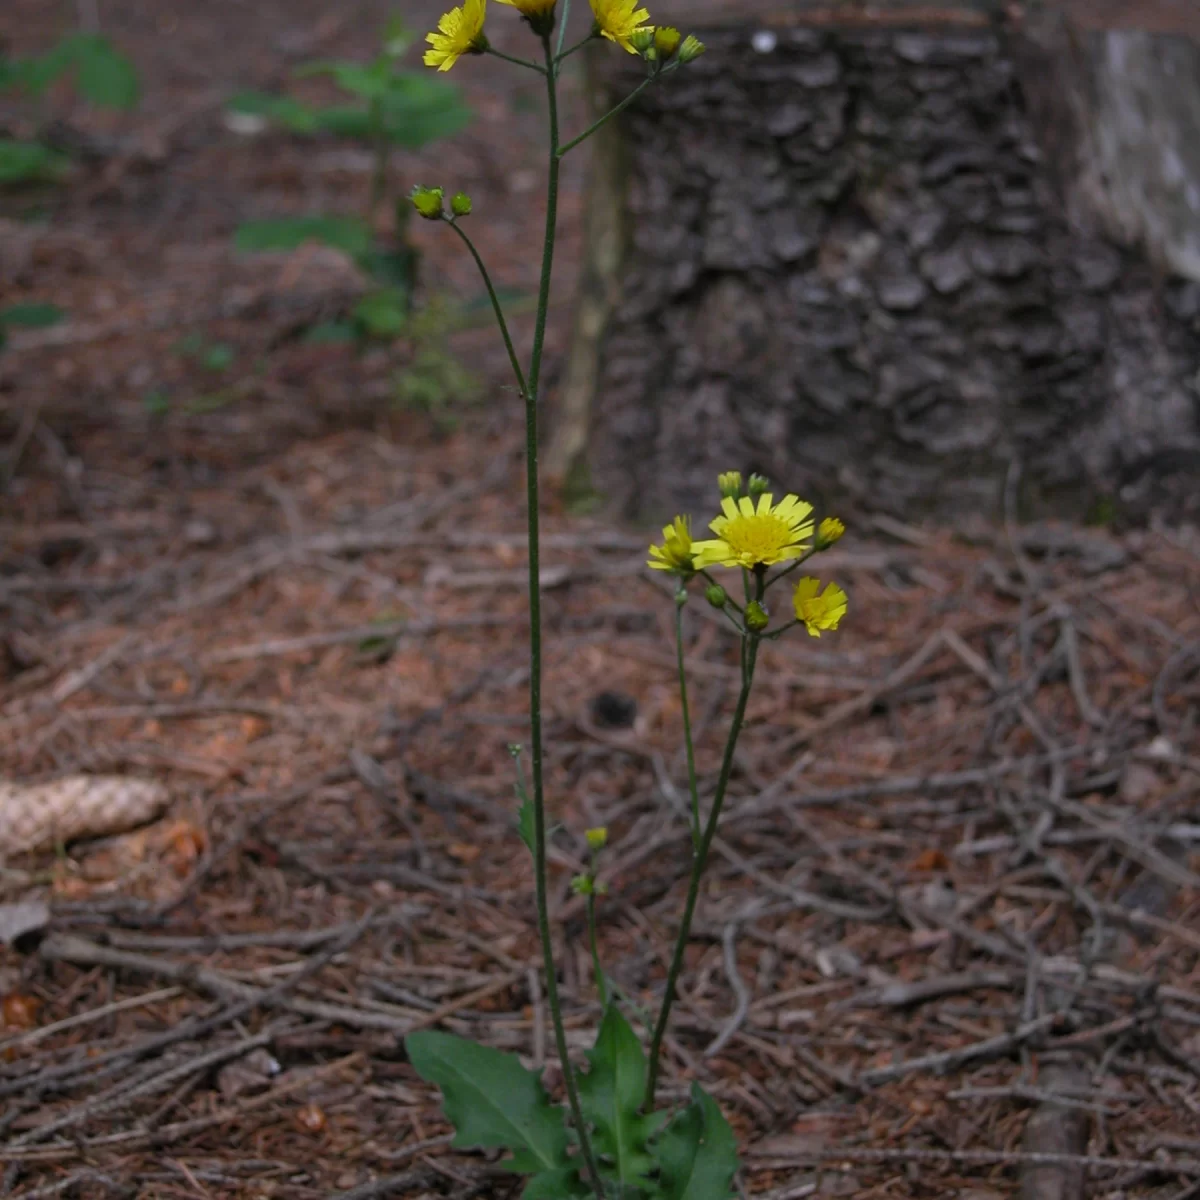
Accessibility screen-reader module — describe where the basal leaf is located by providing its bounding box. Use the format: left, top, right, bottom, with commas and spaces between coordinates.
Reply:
578, 1005, 664, 1190
233, 215, 372, 260
406, 1031, 573, 1175
522, 1166, 589, 1199
653, 1084, 739, 1200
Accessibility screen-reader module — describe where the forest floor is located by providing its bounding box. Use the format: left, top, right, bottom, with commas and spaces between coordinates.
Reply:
3, 2, 1200, 1198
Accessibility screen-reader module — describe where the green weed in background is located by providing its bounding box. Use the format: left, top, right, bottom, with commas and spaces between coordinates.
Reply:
228, 15, 471, 326
0, 34, 138, 187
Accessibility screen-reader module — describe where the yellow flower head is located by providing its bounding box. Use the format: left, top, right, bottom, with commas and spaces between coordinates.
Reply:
496, 0, 557, 32
692, 494, 814, 571
717, 471, 742, 499
589, 0, 651, 53
424, 0, 488, 71
792, 577, 848, 637
653, 25, 681, 58
585, 826, 608, 851
647, 515, 694, 575
816, 516, 845, 549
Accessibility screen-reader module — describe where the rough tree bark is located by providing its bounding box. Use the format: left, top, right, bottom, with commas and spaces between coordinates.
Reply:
546, 0, 1200, 523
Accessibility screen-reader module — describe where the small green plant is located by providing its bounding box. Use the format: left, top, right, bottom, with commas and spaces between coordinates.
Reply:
0, 34, 138, 186
228, 15, 471, 321
400, 3, 850, 1198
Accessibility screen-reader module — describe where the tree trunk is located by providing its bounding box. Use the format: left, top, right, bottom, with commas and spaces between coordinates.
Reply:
547, 0, 1200, 524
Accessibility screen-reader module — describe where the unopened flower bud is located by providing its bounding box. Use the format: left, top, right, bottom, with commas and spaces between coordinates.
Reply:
654, 26, 682, 59
705, 584, 728, 609
816, 516, 845, 549
745, 600, 769, 633
629, 27, 655, 55
677, 34, 705, 64
451, 191, 472, 217
747, 473, 769, 497
675, 586, 688, 609
718, 471, 742, 499
585, 827, 608, 851
571, 874, 594, 896
410, 186, 444, 220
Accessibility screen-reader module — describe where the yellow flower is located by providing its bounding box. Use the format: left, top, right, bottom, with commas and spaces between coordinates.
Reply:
585, 827, 608, 851
792, 578, 848, 637
816, 516, 845, 548
653, 25, 681, 58
496, 0, 557, 31
692, 494, 814, 570
423, 0, 488, 71
647, 515, 694, 575
589, 0, 651, 53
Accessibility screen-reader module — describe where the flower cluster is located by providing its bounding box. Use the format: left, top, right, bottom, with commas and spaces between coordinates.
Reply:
647, 473, 849, 639
422, 0, 704, 72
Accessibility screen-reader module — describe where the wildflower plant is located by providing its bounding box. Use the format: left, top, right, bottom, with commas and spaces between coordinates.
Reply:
402, 4, 848, 1196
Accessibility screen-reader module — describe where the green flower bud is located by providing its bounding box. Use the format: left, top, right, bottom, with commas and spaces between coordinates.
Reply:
571, 873, 595, 896
451, 191, 473, 217
705, 584, 728, 609
675, 586, 688, 609
629, 27, 655, 56
654, 26, 682, 59
410, 186, 444, 220
745, 600, 770, 633
747, 473, 770, 497
816, 516, 845, 550
678, 34, 705, 64
718, 471, 742, 499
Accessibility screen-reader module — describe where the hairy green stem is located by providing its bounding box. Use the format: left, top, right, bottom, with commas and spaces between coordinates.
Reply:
556, 33, 595, 64
586, 891, 607, 1007
557, 74, 653, 156
485, 46, 546, 72
554, 0, 573, 56
525, 32, 606, 1200
646, 637, 760, 1105
674, 603, 702, 849
447, 221, 528, 397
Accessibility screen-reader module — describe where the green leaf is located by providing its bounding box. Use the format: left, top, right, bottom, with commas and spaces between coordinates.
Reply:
70, 35, 139, 109
353, 289, 408, 339
0, 41, 76, 97
405, 1031, 574, 1177
303, 320, 358, 346
200, 342, 235, 372
297, 59, 390, 100
227, 90, 319, 133
233, 215, 372, 260
578, 1006, 665, 1190
0, 139, 68, 184
522, 1167, 589, 1199
653, 1084, 740, 1200
0, 302, 65, 328
517, 798, 536, 854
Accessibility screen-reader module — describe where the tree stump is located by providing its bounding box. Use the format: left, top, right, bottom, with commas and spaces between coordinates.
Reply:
547, 0, 1200, 523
